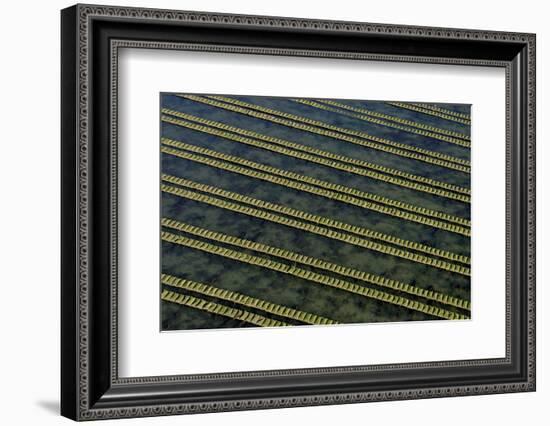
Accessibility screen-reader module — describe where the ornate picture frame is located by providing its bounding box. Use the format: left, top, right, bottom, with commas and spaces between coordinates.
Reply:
61, 4, 535, 420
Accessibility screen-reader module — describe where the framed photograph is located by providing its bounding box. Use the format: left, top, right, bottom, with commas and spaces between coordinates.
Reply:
61, 4, 536, 421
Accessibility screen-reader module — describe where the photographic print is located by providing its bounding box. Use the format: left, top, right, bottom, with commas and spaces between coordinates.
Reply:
160, 94, 471, 331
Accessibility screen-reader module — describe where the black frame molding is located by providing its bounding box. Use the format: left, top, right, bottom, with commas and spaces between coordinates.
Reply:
61, 4, 536, 421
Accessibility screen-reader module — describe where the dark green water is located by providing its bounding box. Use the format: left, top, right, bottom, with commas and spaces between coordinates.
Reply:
159, 94, 471, 330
